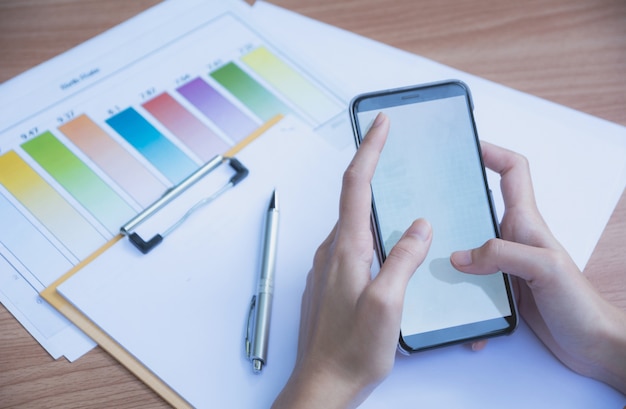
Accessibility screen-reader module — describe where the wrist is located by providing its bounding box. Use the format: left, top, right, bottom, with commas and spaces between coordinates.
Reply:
272, 360, 373, 409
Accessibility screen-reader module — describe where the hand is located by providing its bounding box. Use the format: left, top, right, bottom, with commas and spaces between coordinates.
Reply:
272, 113, 433, 408
451, 141, 626, 393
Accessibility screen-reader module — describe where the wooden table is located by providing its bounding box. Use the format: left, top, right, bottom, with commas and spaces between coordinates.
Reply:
0, 0, 624, 407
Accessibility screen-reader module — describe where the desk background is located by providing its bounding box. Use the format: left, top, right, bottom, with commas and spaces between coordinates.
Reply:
0, 0, 624, 406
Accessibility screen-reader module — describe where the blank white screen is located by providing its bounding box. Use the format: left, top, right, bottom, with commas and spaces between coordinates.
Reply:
357, 95, 511, 335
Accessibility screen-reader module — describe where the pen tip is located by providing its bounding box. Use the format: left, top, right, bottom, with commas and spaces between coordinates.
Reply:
269, 189, 277, 209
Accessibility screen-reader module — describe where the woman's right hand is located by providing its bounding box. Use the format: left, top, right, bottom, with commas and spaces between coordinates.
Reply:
451, 141, 626, 394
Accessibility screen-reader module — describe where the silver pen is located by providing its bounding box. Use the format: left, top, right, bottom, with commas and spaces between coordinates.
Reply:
247, 189, 279, 373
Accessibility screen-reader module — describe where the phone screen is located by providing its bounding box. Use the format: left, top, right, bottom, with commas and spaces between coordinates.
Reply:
351, 81, 515, 351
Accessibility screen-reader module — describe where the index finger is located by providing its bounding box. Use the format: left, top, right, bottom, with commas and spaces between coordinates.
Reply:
480, 141, 537, 210
338, 112, 389, 237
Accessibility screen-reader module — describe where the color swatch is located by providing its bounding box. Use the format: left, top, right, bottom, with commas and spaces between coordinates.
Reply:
177, 77, 258, 142
241, 46, 341, 124
106, 107, 198, 184
210, 62, 294, 122
0, 151, 105, 260
59, 114, 166, 208
143, 92, 229, 162
21, 131, 136, 233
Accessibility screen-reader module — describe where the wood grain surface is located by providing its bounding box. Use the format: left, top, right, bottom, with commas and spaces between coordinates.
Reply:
0, 0, 624, 407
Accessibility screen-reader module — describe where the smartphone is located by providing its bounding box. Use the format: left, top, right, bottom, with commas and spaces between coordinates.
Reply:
349, 80, 517, 353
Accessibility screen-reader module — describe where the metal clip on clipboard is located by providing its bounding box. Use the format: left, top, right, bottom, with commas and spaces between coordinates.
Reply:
120, 155, 249, 254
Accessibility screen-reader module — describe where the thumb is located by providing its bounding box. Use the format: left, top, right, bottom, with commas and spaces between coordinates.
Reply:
450, 238, 553, 287
375, 218, 432, 296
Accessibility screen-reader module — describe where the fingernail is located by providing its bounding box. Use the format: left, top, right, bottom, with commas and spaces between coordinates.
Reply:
451, 250, 472, 266
408, 219, 431, 242
371, 112, 386, 128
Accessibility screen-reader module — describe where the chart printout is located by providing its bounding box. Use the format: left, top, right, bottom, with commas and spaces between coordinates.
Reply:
0, 5, 346, 360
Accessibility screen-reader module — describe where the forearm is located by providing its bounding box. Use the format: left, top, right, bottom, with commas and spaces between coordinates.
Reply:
592, 302, 626, 394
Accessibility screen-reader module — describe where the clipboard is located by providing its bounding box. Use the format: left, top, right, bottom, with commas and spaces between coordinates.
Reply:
40, 115, 283, 408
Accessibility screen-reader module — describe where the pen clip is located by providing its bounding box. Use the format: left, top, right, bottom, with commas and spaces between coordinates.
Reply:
245, 295, 257, 359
